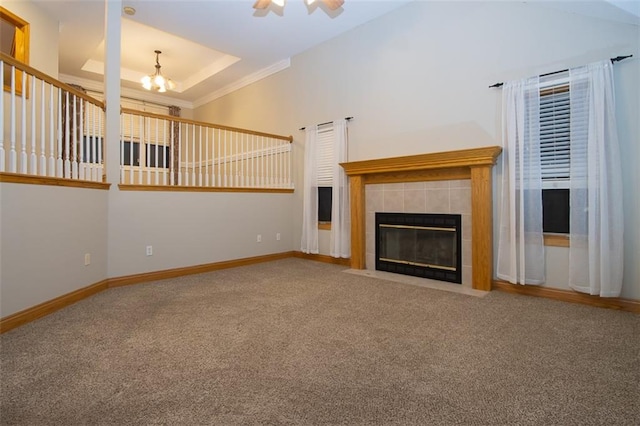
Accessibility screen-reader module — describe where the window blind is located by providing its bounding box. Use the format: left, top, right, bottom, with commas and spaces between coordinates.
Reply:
317, 124, 334, 187
82, 92, 170, 145
539, 84, 570, 188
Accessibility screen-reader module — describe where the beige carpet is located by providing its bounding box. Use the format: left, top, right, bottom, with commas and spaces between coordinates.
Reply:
1, 258, 639, 425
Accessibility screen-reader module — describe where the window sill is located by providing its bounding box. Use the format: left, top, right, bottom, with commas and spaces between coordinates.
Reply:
318, 222, 331, 231
544, 233, 569, 247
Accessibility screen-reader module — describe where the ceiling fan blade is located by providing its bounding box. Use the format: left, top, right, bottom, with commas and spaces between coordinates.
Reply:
253, 0, 272, 9
321, 0, 344, 10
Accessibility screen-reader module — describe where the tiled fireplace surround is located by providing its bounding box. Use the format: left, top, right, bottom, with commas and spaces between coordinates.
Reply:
365, 180, 473, 287
341, 146, 502, 292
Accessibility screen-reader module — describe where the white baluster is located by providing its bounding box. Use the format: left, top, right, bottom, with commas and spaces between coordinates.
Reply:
196, 125, 201, 186
63, 91, 71, 178
78, 98, 85, 180
56, 88, 63, 177
178, 123, 182, 186
144, 117, 149, 185
275, 139, 279, 187
191, 123, 196, 185
244, 133, 248, 187
39, 80, 46, 175
154, 117, 159, 185
92, 104, 98, 181
120, 113, 124, 184
9, 66, 17, 172
267, 138, 271, 187
20, 68, 27, 174
89, 104, 99, 182
223, 130, 228, 187
184, 123, 189, 186
260, 136, 265, 187
48, 84, 55, 176
126, 113, 132, 184
71, 94, 79, 179
271, 138, 275, 187
288, 142, 292, 188
205, 127, 210, 186
161, 119, 166, 184
30, 76, 36, 175
233, 132, 237, 187
274, 139, 279, 188
239, 133, 243, 187
97, 107, 103, 182
215, 129, 220, 187
169, 119, 174, 186
87, 104, 93, 181
137, 115, 143, 184
252, 135, 256, 188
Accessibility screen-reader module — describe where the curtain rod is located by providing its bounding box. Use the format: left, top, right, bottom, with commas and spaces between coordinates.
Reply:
299, 117, 353, 131
488, 54, 633, 88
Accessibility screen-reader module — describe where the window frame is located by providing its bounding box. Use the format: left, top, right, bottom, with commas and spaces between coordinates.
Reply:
1, 7, 29, 97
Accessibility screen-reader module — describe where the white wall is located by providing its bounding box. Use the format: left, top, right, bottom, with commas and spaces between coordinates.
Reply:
0, 0, 297, 318
106, 191, 294, 278
2, 0, 59, 77
195, 1, 640, 299
0, 184, 109, 317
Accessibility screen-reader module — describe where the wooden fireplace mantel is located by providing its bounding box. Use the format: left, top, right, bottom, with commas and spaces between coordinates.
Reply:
341, 146, 502, 291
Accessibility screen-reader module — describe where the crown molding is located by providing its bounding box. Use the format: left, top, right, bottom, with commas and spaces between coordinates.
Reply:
192, 58, 291, 109
58, 74, 194, 110
60, 58, 291, 111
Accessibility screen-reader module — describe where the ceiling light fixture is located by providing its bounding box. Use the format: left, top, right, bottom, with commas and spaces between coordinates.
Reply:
123, 6, 136, 16
141, 50, 175, 93
253, 0, 344, 11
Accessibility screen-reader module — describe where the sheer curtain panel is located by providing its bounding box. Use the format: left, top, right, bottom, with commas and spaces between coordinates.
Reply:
301, 127, 319, 254
330, 119, 350, 258
497, 77, 546, 285
568, 61, 623, 297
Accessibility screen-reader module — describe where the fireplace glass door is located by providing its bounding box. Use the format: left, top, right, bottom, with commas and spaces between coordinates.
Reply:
376, 213, 462, 283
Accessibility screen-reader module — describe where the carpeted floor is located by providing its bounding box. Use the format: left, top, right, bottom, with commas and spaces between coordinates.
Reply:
1, 258, 639, 425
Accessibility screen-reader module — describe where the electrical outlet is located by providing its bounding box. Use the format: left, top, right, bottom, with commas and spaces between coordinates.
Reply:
257, 234, 262, 243
146, 245, 153, 256
276, 233, 281, 241
84, 253, 91, 266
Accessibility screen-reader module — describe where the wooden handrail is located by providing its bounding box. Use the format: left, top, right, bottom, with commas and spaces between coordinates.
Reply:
1, 52, 104, 108
2, 52, 292, 143
121, 107, 293, 142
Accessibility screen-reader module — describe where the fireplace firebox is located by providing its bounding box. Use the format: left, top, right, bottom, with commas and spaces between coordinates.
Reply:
375, 213, 462, 284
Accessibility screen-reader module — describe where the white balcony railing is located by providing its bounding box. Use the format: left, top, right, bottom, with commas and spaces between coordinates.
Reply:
120, 110, 293, 189
1, 53, 105, 182
1, 53, 294, 190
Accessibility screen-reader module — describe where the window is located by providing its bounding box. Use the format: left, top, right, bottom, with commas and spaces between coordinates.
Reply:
120, 141, 169, 168
84, 91, 172, 169
121, 141, 140, 166
1, 7, 29, 96
540, 79, 570, 234
317, 123, 334, 224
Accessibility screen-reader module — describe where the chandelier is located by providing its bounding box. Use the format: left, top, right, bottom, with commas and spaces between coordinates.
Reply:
141, 50, 175, 93
253, 0, 344, 11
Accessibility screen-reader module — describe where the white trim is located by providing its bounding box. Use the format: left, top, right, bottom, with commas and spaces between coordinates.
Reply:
59, 74, 193, 110
192, 59, 291, 108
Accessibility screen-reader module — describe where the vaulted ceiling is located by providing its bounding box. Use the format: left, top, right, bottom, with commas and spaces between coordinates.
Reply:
24, 0, 640, 109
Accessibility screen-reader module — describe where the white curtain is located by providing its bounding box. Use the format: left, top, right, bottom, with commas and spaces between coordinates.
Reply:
330, 119, 350, 258
568, 61, 623, 297
496, 76, 546, 285
301, 127, 319, 254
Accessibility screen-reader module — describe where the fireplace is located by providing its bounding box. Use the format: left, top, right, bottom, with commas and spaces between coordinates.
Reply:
341, 146, 502, 291
376, 213, 462, 284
